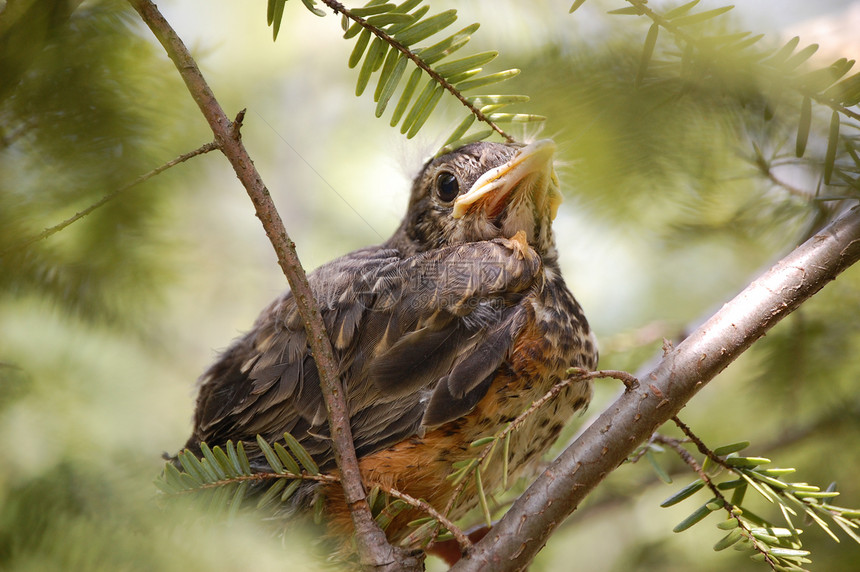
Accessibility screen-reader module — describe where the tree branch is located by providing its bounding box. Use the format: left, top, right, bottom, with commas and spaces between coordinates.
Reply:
1, 141, 217, 256
454, 204, 860, 571
127, 2, 406, 569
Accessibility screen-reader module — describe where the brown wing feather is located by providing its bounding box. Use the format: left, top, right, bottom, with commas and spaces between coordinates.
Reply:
184, 238, 540, 470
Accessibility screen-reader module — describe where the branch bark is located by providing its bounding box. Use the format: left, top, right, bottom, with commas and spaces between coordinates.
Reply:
454, 205, 860, 571
127, 2, 409, 569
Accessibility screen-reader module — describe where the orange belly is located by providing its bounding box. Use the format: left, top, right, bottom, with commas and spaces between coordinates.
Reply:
323, 337, 594, 550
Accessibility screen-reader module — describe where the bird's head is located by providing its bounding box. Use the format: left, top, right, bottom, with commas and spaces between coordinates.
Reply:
389, 139, 563, 258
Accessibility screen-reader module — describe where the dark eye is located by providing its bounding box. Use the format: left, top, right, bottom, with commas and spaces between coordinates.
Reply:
435, 172, 459, 203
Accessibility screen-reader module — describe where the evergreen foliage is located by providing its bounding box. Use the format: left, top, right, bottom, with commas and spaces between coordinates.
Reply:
2, 1, 860, 571
267, 0, 546, 153
0, 0, 193, 324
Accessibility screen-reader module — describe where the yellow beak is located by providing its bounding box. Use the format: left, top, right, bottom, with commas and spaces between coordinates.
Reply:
452, 139, 562, 221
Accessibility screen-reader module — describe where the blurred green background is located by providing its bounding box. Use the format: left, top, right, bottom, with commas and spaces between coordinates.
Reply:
1, 0, 859, 570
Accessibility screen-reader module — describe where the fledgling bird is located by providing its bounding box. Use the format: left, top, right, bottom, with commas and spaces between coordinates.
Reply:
180, 139, 598, 553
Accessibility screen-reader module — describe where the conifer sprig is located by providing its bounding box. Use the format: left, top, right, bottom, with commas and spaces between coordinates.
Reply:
266, 0, 545, 153
571, 0, 860, 197
639, 420, 860, 572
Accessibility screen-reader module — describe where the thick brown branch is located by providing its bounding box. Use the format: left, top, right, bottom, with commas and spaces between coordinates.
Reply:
453, 205, 860, 571
127, 2, 404, 569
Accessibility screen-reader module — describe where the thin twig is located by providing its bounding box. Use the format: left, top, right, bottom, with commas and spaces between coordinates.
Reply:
128, 2, 403, 569
652, 434, 717, 496
170, 470, 339, 493
169, 467, 470, 552
658, 424, 781, 569
440, 368, 639, 524
671, 416, 728, 470
322, 0, 514, 143
377, 484, 471, 552
1, 141, 217, 256
627, 433, 662, 464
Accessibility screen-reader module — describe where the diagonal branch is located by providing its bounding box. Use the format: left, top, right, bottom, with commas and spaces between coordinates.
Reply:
1, 141, 217, 256
127, 2, 408, 570
453, 204, 860, 571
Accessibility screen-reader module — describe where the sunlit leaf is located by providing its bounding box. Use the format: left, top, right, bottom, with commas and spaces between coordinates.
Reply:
389, 5, 429, 34
766, 36, 801, 67
797, 59, 853, 92
178, 450, 210, 483
280, 479, 302, 502
443, 116, 476, 149
376, 54, 409, 115
502, 430, 511, 490
300, 0, 326, 17
796, 95, 811, 159
284, 432, 320, 475
647, 449, 672, 483
608, 6, 644, 16
226, 441, 247, 476
665, 0, 700, 19
374, 48, 402, 102
727, 33, 765, 53
270, 0, 287, 40
435, 51, 498, 78
257, 478, 288, 509
476, 469, 492, 527
394, 9, 458, 46
485, 112, 545, 123
227, 481, 249, 519
200, 443, 227, 480
670, 6, 734, 27
400, 78, 437, 134
569, 0, 587, 14
782, 43, 819, 70
356, 37, 388, 96
714, 527, 744, 551
661, 479, 705, 507
455, 69, 520, 91
391, 0, 423, 13
438, 128, 494, 155
636, 23, 659, 88
273, 442, 302, 474
256, 435, 285, 474
350, 3, 396, 17
826, 71, 860, 105
237, 441, 253, 475
406, 84, 444, 138
313, 492, 326, 524
212, 445, 239, 478
714, 441, 751, 456
366, 12, 414, 27
417, 23, 480, 65
390, 68, 422, 126
348, 27, 371, 69
731, 482, 748, 506
673, 500, 718, 532
824, 110, 840, 185
468, 94, 529, 107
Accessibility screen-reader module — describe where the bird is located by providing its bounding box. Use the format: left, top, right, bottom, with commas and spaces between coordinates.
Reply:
179, 139, 598, 556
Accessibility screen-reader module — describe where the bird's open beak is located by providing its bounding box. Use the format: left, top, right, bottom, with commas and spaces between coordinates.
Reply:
452, 139, 562, 221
